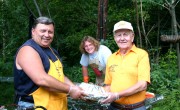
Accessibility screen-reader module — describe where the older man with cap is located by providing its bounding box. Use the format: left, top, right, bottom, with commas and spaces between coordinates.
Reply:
100, 21, 150, 110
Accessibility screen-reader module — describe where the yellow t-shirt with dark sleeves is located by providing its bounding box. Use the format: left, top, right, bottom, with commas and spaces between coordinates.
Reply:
104, 44, 150, 105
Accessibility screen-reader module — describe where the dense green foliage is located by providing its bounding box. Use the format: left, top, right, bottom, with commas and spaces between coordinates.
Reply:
148, 50, 180, 110
0, 0, 180, 110
1, 0, 180, 67
0, 82, 14, 108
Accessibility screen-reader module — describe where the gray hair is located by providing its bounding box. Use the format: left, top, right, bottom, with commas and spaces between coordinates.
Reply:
32, 16, 55, 29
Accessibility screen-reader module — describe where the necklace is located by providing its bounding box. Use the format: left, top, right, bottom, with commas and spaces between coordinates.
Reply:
49, 47, 61, 77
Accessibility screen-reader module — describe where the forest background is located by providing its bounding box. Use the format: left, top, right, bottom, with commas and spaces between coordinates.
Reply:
0, 0, 179, 110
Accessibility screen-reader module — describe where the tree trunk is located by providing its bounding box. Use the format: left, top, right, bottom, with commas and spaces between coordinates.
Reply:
97, 0, 108, 41
33, 0, 42, 16
156, 7, 160, 64
171, 4, 180, 77
103, 0, 108, 40
2, 0, 6, 62
140, 0, 147, 47
134, 0, 142, 47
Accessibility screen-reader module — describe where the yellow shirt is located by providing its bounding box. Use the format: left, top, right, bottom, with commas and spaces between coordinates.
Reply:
104, 45, 150, 104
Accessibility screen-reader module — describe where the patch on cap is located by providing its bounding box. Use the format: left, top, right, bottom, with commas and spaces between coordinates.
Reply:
119, 21, 126, 25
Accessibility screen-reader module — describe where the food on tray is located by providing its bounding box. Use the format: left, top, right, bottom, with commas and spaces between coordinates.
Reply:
78, 82, 108, 101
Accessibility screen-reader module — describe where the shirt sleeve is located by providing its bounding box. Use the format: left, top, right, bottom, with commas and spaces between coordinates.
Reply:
103, 46, 112, 64
99, 45, 112, 66
80, 54, 89, 67
104, 57, 112, 85
138, 51, 151, 83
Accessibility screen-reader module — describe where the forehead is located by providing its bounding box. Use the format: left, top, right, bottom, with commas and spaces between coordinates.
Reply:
115, 29, 132, 33
35, 23, 54, 30
84, 41, 92, 45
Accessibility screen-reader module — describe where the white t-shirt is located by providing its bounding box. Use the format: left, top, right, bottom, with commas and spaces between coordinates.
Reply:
80, 45, 112, 68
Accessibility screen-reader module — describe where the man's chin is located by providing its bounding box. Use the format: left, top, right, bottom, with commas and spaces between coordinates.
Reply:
40, 43, 50, 48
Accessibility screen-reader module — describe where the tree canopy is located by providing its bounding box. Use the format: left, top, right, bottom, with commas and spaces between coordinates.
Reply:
0, 0, 180, 70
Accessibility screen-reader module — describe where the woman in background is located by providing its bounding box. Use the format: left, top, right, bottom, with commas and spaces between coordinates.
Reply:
79, 36, 112, 86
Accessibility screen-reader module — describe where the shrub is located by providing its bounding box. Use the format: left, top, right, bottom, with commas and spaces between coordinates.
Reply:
148, 50, 179, 110
64, 66, 96, 83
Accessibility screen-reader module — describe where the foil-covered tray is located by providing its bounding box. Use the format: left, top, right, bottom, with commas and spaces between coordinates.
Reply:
78, 82, 108, 101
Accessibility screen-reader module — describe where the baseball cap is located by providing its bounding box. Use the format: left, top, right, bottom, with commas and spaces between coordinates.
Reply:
113, 21, 133, 32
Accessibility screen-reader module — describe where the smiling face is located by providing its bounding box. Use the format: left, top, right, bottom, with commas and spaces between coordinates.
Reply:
84, 41, 96, 54
32, 23, 54, 47
114, 29, 134, 54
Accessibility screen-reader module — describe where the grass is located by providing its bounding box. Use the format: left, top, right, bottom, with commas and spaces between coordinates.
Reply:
0, 82, 14, 106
